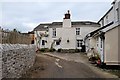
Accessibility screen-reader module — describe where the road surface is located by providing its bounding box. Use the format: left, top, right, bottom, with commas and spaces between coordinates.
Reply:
21, 53, 118, 78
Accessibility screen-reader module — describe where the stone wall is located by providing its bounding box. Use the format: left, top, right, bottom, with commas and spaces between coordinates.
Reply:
0, 44, 36, 79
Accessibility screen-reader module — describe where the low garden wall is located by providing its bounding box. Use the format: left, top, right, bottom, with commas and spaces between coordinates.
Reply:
0, 44, 36, 79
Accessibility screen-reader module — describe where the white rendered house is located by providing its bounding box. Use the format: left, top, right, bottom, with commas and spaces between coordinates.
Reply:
34, 11, 100, 51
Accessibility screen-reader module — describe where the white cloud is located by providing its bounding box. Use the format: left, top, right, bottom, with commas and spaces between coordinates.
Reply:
0, 3, 2, 27
23, 23, 38, 30
1, 0, 114, 2
1, 2, 112, 32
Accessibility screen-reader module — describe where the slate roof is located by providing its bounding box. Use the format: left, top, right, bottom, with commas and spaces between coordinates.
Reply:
84, 21, 114, 40
34, 23, 51, 31
33, 21, 100, 31
72, 21, 99, 25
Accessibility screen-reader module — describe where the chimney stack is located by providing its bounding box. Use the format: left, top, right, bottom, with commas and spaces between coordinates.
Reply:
63, 10, 71, 28
64, 10, 71, 19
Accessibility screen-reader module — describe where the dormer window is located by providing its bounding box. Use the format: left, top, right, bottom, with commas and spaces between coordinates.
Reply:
76, 28, 80, 35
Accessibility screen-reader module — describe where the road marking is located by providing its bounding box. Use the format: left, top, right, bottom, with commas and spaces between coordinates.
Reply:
56, 59, 60, 62
55, 62, 63, 68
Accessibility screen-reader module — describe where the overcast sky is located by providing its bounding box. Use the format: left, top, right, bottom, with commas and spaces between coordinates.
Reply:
0, 0, 114, 33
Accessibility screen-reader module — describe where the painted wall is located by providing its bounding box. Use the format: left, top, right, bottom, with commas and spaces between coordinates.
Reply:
97, 0, 120, 65
80, 26, 99, 39
118, 25, 120, 64
59, 27, 76, 49
105, 27, 119, 65
63, 19, 71, 28
48, 26, 99, 50
34, 22, 99, 50
99, 0, 120, 31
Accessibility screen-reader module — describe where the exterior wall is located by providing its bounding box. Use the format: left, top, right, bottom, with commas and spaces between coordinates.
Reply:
63, 19, 71, 28
90, 38, 97, 50
49, 27, 76, 50
48, 26, 99, 50
60, 27, 76, 49
118, 25, 120, 64
104, 27, 119, 65
0, 44, 2, 80
29, 33, 34, 44
80, 26, 98, 39
35, 25, 99, 50
114, 0, 120, 24
104, 8, 114, 26
99, 0, 120, 31
98, 8, 114, 28
96, 0, 120, 65
1, 44, 36, 78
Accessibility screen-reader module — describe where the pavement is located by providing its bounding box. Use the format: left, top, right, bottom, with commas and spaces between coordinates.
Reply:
21, 52, 119, 78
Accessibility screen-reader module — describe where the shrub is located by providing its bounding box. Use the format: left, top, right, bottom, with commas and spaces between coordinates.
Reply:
40, 48, 49, 52
75, 49, 80, 53
57, 48, 62, 52
49, 48, 56, 52
40, 48, 46, 52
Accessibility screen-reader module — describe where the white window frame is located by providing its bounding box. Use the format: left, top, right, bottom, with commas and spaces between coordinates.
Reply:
76, 28, 80, 35
77, 40, 82, 47
52, 28, 56, 37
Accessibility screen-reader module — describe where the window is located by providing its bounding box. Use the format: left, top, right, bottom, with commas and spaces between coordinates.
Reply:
52, 28, 56, 37
56, 41, 60, 45
42, 40, 45, 45
116, 8, 119, 22
76, 28, 80, 35
77, 40, 82, 47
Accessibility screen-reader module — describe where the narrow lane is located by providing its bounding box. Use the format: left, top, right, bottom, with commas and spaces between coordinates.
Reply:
21, 54, 118, 78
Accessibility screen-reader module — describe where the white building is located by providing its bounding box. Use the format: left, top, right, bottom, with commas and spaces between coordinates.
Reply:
34, 11, 100, 51
85, 0, 120, 65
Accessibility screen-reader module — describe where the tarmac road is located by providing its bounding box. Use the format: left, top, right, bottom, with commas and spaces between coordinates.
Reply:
21, 53, 118, 79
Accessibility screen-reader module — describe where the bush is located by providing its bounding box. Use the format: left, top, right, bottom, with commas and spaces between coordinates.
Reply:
75, 49, 80, 53
49, 48, 56, 52
57, 48, 62, 52
40, 48, 49, 52
40, 48, 45, 52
